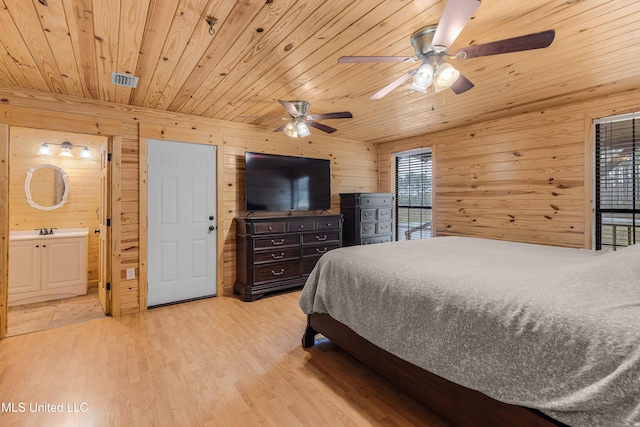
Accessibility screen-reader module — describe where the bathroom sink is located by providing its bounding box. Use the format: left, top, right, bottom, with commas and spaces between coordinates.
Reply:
9, 228, 89, 241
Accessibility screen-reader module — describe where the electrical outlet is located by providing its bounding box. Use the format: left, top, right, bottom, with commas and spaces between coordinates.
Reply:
126, 268, 135, 280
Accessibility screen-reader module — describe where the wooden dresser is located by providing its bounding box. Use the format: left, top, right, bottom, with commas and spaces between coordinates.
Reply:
340, 193, 394, 246
235, 214, 343, 301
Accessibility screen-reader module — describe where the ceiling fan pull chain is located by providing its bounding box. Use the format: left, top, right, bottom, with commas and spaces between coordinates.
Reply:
431, 87, 436, 111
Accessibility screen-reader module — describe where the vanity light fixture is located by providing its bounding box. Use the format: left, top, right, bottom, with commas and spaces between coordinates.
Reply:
36, 141, 91, 158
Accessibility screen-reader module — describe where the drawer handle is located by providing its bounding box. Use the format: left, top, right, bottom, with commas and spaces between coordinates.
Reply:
271, 268, 285, 276
316, 247, 327, 254
271, 252, 285, 260
299, 224, 305, 229
268, 226, 273, 231
271, 239, 285, 245
315, 235, 327, 241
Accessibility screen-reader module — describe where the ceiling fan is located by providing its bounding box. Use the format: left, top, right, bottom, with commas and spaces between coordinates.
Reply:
242, 100, 353, 138
338, 0, 555, 99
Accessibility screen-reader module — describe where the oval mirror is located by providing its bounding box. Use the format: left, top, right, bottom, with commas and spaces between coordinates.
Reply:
25, 164, 69, 210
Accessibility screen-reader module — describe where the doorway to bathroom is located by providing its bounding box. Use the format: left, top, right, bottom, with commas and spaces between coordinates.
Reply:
5, 127, 110, 336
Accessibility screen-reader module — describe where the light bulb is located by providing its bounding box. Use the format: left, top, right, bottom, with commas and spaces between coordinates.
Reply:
434, 63, 460, 88
283, 121, 298, 138
410, 63, 434, 93
60, 141, 73, 157
296, 122, 311, 138
80, 146, 92, 159
37, 143, 51, 156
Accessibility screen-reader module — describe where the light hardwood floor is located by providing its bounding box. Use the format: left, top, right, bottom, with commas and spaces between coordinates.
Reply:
0, 290, 453, 427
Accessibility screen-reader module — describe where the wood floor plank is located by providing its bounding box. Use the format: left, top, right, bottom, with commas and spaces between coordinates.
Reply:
0, 290, 453, 426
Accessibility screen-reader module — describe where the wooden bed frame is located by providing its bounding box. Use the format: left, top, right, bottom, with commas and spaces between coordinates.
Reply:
303, 312, 570, 427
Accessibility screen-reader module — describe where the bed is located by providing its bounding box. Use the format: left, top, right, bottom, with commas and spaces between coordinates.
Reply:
299, 237, 640, 427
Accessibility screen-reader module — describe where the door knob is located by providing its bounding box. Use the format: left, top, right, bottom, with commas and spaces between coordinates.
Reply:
209, 225, 216, 231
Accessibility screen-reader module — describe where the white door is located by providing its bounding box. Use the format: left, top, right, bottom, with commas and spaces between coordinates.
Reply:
147, 139, 217, 306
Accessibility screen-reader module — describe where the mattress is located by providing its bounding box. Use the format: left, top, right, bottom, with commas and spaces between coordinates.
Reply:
300, 237, 640, 427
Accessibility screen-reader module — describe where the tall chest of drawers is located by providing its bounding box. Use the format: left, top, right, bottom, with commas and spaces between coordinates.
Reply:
235, 214, 343, 301
340, 193, 394, 246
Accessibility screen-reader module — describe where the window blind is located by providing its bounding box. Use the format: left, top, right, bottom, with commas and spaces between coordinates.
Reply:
595, 115, 639, 250
395, 151, 432, 241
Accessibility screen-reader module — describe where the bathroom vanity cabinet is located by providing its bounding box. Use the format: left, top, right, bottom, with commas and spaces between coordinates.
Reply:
8, 229, 88, 306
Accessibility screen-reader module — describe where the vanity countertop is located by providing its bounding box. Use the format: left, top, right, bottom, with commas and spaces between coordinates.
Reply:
9, 228, 89, 241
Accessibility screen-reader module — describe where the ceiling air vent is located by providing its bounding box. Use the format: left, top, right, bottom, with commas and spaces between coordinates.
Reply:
111, 72, 139, 88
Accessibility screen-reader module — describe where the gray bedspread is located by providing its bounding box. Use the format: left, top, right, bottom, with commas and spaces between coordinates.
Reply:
299, 237, 640, 427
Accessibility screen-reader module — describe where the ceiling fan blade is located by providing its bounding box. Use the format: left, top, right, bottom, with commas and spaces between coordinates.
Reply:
450, 73, 474, 94
307, 121, 337, 133
278, 100, 299, 116
338, 56, 415, 63
273, 123, 288, 132
432, 0, 481, 49
369, 70, 416, 100
454, 30, 555, 59
309, 111, 353, 120
238, 115, 285, 119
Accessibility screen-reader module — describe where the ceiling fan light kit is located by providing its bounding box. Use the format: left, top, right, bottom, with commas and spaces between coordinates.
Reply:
337, 0, 555, 101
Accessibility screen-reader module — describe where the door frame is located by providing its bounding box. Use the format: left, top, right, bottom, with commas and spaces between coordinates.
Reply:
139, 123, 224, 308
0, 110, 122, 339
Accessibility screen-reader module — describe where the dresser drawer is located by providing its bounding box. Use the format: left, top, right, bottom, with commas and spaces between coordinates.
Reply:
287, 219, 315, 232
360, 222, 376, 236
316, 218, 341, 230
361, 235, 392, 245
377, 208, 392, 221
302, 231, 341, 245
254, 247, 300, 264
253, 261, 300, 284
254, 234, 300, 249
377, 221, 392, 234
252, 221, 286, 234
359, 195, 393, 207
302, 243, 341, 257
302, 257, 322, 275
360, 209, 376, 221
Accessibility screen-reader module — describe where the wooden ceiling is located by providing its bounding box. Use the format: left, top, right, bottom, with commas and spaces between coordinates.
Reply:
0, 0, 638, 144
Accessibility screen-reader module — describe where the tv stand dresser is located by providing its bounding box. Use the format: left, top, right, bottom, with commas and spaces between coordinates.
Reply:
234, 214, 343, 301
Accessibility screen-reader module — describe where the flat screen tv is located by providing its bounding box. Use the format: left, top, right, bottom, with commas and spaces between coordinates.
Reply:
245, 152, 331, 212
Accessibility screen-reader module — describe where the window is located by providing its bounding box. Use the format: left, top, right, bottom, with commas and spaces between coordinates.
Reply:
594, 112, 639, 250
395, 149, 432, 241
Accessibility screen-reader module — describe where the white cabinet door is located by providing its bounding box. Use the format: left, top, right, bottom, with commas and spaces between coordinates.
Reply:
9, 240, 41, 294
42, 237, 87, 290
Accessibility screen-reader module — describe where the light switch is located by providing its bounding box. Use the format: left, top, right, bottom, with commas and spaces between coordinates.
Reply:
126, 268, 135, 280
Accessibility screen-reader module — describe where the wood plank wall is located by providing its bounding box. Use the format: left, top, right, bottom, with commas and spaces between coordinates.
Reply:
9, 127, 106, 287
379, 88, 640, 249
0, 85, 379, 323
